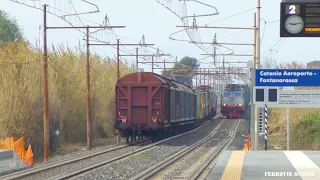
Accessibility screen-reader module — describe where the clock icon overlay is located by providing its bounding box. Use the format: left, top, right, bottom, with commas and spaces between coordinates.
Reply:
285, 15, 304, 34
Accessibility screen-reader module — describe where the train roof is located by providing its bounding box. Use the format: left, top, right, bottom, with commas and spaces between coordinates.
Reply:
117, 72, 195, 93
225, 84, 248, 88
223, 84, 249, 91
196, 85, 213, 90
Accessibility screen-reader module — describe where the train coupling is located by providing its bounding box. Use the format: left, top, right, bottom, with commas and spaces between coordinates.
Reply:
115, 116, 128, 130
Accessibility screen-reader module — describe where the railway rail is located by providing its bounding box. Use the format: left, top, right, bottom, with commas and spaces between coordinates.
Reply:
130, 119, 242, 180
47, 118, 219, 180
0, 138, 151, 180
56, 116, 226, 179
1, 114, 219, 180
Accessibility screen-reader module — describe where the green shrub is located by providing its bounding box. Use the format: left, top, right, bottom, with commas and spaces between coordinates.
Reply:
292, 113, 320, 150
0, 41, 133, 160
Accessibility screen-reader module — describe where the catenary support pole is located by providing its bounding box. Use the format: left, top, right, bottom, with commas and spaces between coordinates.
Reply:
250, 12, 257, 151
136, 48, 138, 70
86, 26, 92, 150
43, 4, 49, 162
255, 0, 262, 150
116, 39, 120, 143
287, 108, 290, 150
264, 104, 268, 151
152, 56, 154, 73
117, 39, 120, 80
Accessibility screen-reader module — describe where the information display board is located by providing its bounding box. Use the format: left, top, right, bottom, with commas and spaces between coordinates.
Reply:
254, 90, 320, 108
280, 2, 320, 37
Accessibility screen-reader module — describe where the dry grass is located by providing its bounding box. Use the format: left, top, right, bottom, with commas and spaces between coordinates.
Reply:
269, 61, 320, 150
0, 41, 133, 159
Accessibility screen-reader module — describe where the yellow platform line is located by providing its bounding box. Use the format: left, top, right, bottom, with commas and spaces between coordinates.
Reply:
221, 151, 245, 180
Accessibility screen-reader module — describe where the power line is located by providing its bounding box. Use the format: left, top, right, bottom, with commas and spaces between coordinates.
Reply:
206, 8, 256, 26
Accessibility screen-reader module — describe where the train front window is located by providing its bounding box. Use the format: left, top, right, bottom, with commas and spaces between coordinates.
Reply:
223, 91, 232, 97
233, 91, 242, 97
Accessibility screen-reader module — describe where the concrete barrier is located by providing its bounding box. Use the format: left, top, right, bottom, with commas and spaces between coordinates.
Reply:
0, 150, 26, 176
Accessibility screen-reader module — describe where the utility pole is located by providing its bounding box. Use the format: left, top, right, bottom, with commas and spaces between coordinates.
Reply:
43, 5, 49, 162
42, 4, 125, 161
254, 0, 262, 150
251, 12, 258, 151
152, 56, 154, 72
213, 33, 217, 65
85, 26, 91, 153
117, 39, 120, 80
136, 48, 139, 69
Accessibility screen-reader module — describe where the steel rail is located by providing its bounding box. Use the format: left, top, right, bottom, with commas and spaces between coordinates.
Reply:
187, 119, 242, 180
0, 138, 150, 180
44, 115, 220, 180
129, 119, 234, 180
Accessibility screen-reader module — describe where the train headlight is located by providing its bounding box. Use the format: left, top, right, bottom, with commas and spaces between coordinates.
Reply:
238, 104, 242, 106
223, 104, 226, 106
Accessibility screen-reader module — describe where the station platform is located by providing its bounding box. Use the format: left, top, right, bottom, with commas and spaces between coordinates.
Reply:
207, 151, 320, 180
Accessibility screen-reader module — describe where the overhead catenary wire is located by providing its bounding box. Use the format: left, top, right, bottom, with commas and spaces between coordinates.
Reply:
10, 0, 170, 65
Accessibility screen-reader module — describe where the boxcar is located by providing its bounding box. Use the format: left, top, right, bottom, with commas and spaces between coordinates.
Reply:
196, 85, 218, 118
114, 72, 198, 142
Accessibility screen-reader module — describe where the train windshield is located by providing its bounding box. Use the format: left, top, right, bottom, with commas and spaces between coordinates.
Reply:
233, 91, 242, 97
223, 91, 232, 97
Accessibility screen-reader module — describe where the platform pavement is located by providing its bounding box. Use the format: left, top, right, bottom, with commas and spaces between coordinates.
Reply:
207, 150, 320, 180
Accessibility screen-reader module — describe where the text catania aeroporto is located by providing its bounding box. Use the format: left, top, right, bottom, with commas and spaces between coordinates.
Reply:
259, 71, 314, 83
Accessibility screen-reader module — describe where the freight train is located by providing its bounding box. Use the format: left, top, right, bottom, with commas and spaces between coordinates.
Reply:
220, 84, 250, 118
114, 72, 218, 143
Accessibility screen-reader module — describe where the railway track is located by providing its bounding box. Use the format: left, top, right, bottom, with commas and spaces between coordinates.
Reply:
0, 138, 151, 180
130, 119, 242, 180
0, 115, 219, 180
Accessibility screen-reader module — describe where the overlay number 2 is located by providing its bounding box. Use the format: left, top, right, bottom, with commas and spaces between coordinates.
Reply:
289, 5, 296, 14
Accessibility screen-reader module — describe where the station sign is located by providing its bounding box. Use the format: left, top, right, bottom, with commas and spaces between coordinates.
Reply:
254, 90, 320, 108
255, 69, 320, 86
280, 1, 320, 37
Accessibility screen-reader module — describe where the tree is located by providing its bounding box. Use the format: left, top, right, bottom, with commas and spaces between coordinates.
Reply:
261, 57, 277, 69
0, 10, 23, 43
161, 56, 199, 86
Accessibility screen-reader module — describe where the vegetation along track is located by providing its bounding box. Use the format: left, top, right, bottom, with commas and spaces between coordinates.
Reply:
131, 119, 242, 180
42, 115, 223, 180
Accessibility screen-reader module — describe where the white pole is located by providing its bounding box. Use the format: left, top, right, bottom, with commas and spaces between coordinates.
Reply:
265, 104, 268, 151
287, 108, 290, 150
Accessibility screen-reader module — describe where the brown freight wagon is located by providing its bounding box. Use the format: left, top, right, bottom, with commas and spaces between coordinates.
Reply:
115, 72, 198, 143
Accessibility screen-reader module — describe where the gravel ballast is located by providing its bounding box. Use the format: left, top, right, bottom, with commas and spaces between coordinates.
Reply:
69, 118, 224, 180
19, 143, 150, 180
227, 119, 250, 150
153, 119, 240, 180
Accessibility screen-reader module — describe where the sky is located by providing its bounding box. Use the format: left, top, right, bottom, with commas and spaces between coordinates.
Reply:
2, 0, 320, 75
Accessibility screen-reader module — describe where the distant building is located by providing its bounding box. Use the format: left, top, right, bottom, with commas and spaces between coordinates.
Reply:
307, 61, 320, 69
